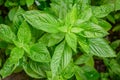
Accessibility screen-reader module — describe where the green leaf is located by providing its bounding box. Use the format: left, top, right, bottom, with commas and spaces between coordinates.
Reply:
17, 21, 31, 43
78, 22, 108, 38
61, 62, 74, 79
111, 40, 120, 50
29, 42, 51, 62
65, 33, 77, 52
8, 7, 18, 21
23, 10, 60, 33
26, 0, 34, 7
78, 36, 89, 53
48, 33, 65, 47
88, 38, 116, 57
51, 41, 65, 78
0, 24, 16, 43
10, 47, 24, 63
29, 60, 46, 77
75, 66, 100, 80
115, 0, 120, 11
98, 19, 112, 31
79, 7, 92, 22
61, 44, 72, 69
0, 59, 17, 78
92, 3, 114, 18
23, 63, 42, 78
65, 4, 77, 25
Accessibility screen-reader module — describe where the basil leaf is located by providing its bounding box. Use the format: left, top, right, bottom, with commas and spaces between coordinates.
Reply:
0, 24, 16, 43
92, 3, 114, 18
23, 10, 60, 33
23, 63, 42, 79
88, 38, 116, 57
0, 59, 17, 78
51, 41, 65, 78
78, 22, 108, 38
65, 33, 77, 52
29, 42, 51, 62
29, 60, 46, 78
75, 66, 100, 80
17, 21, 31, 43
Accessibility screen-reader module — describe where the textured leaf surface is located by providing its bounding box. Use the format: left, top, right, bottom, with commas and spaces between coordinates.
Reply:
23, 10, 59, 33
17, 21, 31, 43
0, 24, 16, 43
65, 33, 77, 52
88, 38, 116, 57
51, 41, 65, 78
29, 42, 51, 62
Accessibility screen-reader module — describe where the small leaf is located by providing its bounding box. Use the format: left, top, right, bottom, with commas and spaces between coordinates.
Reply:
23, 10, 60, 33
10, 47, 24, 63
98, 19, 112, 31
78, 36, 89, 53
23, 63, 42, 78
88, 38, 116, 57
29, 42, 51, 62
26, 0, 34, 7
48, 33, 65, 47
8, 7, 18, 21
51, 41, 65, 78
29, 60, 46, 77
0, 24, 16, 43
17, 21, 31, 43
65, 33, 77, 52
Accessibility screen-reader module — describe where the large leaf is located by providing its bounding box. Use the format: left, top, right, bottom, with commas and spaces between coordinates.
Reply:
51, 41, 65, 78
78, 22, 108, 38
88, 38, 116, 57
0, 24, 16, 43
17, 21, 31, 43
29, 42, 51, 62
23, 10, 60, 33
92, 3, 114, 18
65, 33, 77, 52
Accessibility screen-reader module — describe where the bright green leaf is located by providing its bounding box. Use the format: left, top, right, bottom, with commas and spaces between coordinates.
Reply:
29, 42, 51, 62
51, 41, 65, 78
17, 21, 31, 43
65, 33, 77, 52
88, 38, 116, 57
23, 10, 60, 33
0, 24, 16, 43
26, 0, 34, 7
